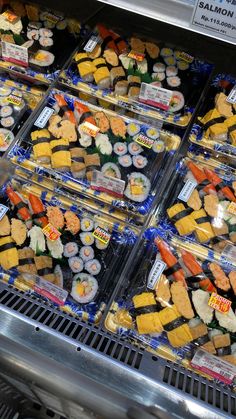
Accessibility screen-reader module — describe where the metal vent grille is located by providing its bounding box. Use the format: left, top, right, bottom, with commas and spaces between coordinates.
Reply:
0, 286, 143, 370
163, 361, 236, 416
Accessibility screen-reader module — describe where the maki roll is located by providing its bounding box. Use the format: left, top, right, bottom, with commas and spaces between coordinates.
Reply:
132, 155, 148, 169
50, 138, 71, 171
118, 154, 132, 168
95, 238, 109, 250
63, 242, 78, 258
152, 140, 165, 153
166, 66, 178, 77
102, 163, 121, 179
56, 20, 67, 30
0, 106, 12, 118
84, 153, 100, 181
68, 256, 84, 273
79, 245, 94, 261
0, 129, 14, 152
85, 259, 101, 275
39, 28, 53, 37
167, 76, 181, 88
81, 217, 94, 232
71, 273, 98, 303
110, 67, 128, 96
177, 61, 189, 71
27, 29, 39, 40
31, 129, 51, 164
153, 63, 165, 73
29, 50, 55, 67
93, 58, 110, 89
164, 56, 176, 66
124, 173, 151, 202
128, 142, 143, 155
1, 117, 14, 128
127, 122, 140, 137
80, 232, 95, 246
160, 47, 173, 57
70, 147, 86, 178
39, 37, 53, 49
75, 52, 96, 82
113, 142, 127, 156
146, 127, 159, 140
170, 91, 185, 112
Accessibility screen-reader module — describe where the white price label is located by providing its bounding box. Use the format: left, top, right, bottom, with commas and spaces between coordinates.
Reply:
139, 83, 172, 111
191, 0, 236, 41
34, 107, 54, 128
0, 204, 8, 221
147, 258, 167, 289
84, 35, 100, 52
178, 179, 197, 202
91, 170, 125, 197
191, 349, 236, 385
227, 85, 236, 104
2, 41, 28, 67
34, 276, 68, 306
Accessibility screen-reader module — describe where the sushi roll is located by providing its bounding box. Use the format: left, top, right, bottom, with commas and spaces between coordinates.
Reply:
63, 242, 78, 258
127, 122, 140, 137
79, 245, 94, 262
124, 172, 151, 202
110, 67, 128, 96
47, 238, 63, 259
166, 66, 178, 77
153, 62, 165, 73
128, 142, 143, 155
81, 217, 94, 232
27, 29, 39, 40
160, 47, 173, 57
80, 232, 94, 246
54, 265, 64, 288
29, 50, 55, 67
146, 127, 159, 140
113, 142, 127, 156
152, 72, 165, 82
152, 140, 165, 153
93, 58, 110, 89
102, 163, 121, 179
0, 106, 12, 118
95, 238, 109, 250
28, 21, 42, 30
39, 37, 53, 49
0, 87, 11, 97
118, 154, 132, 168
167, 76, 181, 88
39, 28, 53, 37
164, 56, 176, 66
56, 19, 67, 30
70, 147, 86, 178
177, 61, 189, 71
170, 91, 185, 112
85, 259, 101, 275
68, 256, 84, 273
1, 117, 14, 128
71, 273, 98, 303
0, 129, 14, 152
44, 20, 56, 29
132, 155, 148, 169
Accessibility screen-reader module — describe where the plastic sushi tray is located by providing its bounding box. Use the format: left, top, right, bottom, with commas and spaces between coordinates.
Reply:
59, 24, 213, 127
0, 78, 42, 156
190, 73, 236, 160
157, 153, 236, 259
0, 1, 82, 84
105, 226, 236, 386
8, 88, 181, 225
0, 173, 138, 323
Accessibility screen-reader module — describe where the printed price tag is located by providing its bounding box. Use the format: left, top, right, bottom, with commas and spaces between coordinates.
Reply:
34, 276, 68, 306
227, 201, 236, 215
147, 258, 167, 289
128, 50, 145, 61
178, 51, 194, 63
191, 349, 236, 385
44, 12, 62, 24
178, 179, 197, 202
2, 10, 19, 23
34, 107, 54, 128
7, 94, 22, 107
227, 85, 236, 104
0, 204, 8, 221
2, 41, 28, 67
208, 292, 231, 313
139, 83, 172, 111
84, 35, 100, 52
191, 0, 236, 41
135, 133, 154, 148
91, 170, 125, 197
93, 226, 111, 244
81, 121, 99, 137
42, 223, 61, 241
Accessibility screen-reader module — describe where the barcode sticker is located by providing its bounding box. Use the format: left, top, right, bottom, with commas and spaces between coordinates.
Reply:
139, 83, 172, 111
227, 85, 236, 104
147, 259, 166, 289
34, 107, 54, 128
91, 170, 125, 197
208, 292, 231, 314
7, 94, 22, 107
0, 204, 8, 221
2, 41, 28, 67
34, 276, 68, 306
191, 349, 236, 385
178, 179, 197, 202
84, 35, 100, 52
93, 226, 111, 244
135, 133, 154, 148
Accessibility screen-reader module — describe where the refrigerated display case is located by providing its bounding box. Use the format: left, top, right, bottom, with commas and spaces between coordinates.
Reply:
0, 0, 236, 418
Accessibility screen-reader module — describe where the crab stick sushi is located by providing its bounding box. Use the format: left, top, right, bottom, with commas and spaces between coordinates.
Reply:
85, 259, 101, 275
132, 155, 147, 169
63, 242, 78, 258
118, 154, 132, 167
79, 245, 94, 261
69, 256, 84, 273
71, 273, 98, 303
128, 142, 143, 155
113, 142, 127, 156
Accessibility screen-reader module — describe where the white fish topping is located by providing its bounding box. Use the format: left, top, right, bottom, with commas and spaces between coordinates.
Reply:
192, 290, 214, 324
216, 308, 236, 333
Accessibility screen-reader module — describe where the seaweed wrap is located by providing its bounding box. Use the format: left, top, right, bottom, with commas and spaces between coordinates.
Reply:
132, 292, 163, 335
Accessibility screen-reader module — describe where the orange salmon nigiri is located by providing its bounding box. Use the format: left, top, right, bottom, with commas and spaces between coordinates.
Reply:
155, 237, 187, 287
181, 250, 216, 293
204, 168, 236, 203
6, 186, 32, 228
28, 194, 48, 228
187, 161, 216, 194
54, 94, 76, 125
74, 101, 96, 126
